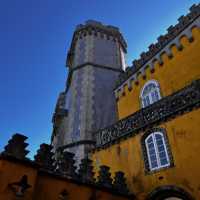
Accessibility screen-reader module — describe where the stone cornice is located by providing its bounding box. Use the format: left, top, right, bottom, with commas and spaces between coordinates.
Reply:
57, 140, 96, 151
95, 79, 200, 149
65, 62, 123, 92
115, 3, 200, 90
72, 62, 124, 73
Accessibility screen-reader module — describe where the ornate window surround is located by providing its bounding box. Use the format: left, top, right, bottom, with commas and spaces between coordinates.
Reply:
141, 127, 174, 174
140, 80, 162, 108
95, 79, 200, 149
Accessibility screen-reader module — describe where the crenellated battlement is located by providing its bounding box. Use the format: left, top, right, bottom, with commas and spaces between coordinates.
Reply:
95, 79, 200, 149
67, 20, 127, 67
115, 3, 200, 97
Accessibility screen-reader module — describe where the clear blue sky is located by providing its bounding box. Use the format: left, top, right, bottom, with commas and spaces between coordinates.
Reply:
0, 0, 199, 158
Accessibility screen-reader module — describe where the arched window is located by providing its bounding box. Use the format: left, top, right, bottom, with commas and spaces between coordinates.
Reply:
147, 186, 194, 200
140, 80, 161, 108
145, 131, 170, 171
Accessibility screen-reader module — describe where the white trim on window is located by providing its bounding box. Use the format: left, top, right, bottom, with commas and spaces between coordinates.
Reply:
145, 132, 170, 171
140, 80, 161, 108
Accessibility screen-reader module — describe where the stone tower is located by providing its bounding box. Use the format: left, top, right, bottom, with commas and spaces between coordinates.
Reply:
51, 20, 127, 164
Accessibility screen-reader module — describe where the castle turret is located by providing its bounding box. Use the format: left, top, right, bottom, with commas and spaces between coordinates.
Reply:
51, 20, 127, 164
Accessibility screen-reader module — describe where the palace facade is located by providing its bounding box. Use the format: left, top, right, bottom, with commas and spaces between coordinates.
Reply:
0, 3, 200, 200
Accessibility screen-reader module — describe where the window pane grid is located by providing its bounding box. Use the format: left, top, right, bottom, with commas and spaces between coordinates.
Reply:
141, 81, 161, 108
145, 132, 170, 171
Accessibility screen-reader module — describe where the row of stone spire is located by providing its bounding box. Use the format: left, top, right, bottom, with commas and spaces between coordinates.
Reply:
1, 133, 129, 195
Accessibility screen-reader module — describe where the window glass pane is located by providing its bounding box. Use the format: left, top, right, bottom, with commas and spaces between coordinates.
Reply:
158, 145, 165, 152
146, 135, 159, 169
149, 149, 156, 155
155, 134, 162, 140
147, 136, 153, 143
154, 90, 159, 100
146, 96, 150, 106
148, 143, 154, 149
150, 155, 157, 161
160, 158, 168, 165
157, 140, 163, 146
151, 161, 158, 168
151, 92, 155, 102
155, 133, 169, 167
159, 151, 167, 159
143, 98, 147, 107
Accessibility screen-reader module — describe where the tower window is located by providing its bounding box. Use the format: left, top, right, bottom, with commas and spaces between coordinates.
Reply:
140, 80, 161, 108
141, 128, 173, 172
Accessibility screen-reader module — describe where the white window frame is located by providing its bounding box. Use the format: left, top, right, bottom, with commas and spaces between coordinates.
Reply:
145, 132, 170, 171
140, 80, 161, 108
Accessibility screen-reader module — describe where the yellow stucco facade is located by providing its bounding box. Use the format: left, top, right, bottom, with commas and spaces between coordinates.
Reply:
92, 109, 200, 199
91, 26, 200, 199
0, 157, 131, 200
117, 27, 200, 119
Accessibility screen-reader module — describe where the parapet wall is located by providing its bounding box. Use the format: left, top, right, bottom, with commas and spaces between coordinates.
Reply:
0, 134, 134, 200
115, 3, 200, 98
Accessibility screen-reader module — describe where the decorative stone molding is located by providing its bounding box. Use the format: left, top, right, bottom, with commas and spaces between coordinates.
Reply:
55, 150, 77, 179
59, 189, 69, 200
97, 165, 113, 188
115, 3, 200, 92
113, 171, 129, 194
34, 144, 55, 170
96, 79, 200, 148
2, 133, 29, 159
8, 175, 31, 197
78, 157, 95, 183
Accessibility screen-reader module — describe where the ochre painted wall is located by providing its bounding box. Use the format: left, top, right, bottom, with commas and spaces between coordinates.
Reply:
92, 109, 200, 199
0, 158, 130, 200
117, 27, 200, 119
0, 160, 37, 200
33, 173, 127, 200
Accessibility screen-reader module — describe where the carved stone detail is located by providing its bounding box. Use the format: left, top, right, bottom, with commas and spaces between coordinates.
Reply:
2, 133, 29, 159
56, 150, 77, 179
96, 79, 200, 148
78, 157, 95, 183
113, 171, 129, 194
34, 144, 55, 170
97, 165, 113, 188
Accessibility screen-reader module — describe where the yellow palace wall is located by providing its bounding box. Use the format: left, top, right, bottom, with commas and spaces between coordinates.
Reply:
92, 109, 200, 199
0, 158, 129, 200
91, 27, 200, 199
117, 27, 200, 119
